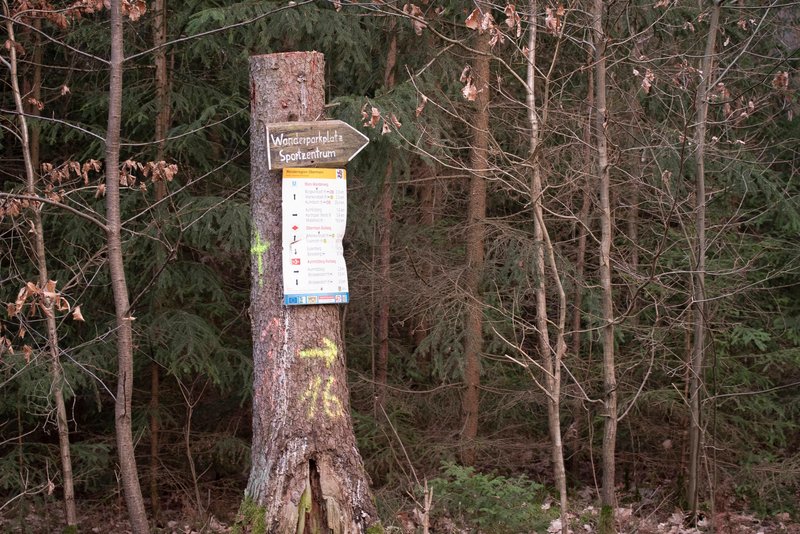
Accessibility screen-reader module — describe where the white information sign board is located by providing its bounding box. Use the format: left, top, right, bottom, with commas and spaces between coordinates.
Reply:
282, 168, 349, 305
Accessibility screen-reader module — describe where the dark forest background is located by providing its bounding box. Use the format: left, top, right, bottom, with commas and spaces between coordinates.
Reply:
1, 0, 799, 532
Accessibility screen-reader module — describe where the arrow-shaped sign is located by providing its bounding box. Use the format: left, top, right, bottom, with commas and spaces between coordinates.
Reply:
265, 120, 369, 170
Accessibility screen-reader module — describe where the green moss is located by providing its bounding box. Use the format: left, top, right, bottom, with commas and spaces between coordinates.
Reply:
365, 523, 384, 534
233, 496, 267, 534
62, 526, 79, 534
597, 505, 615, 534
296, 484, 311, 534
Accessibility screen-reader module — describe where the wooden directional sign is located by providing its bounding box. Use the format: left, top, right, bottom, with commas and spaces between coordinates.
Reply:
265, 120, 369, 170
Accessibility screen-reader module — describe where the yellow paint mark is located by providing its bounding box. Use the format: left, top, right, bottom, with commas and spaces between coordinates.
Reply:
251, 230, 270, 288
323, 376, 344, 418
299, 338, 337, 367
300, 375, 343, 420
300, 376, 322, 419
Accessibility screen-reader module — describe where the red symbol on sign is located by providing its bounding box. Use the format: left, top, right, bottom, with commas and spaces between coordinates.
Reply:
292, 225, 298, 230
291, 258, 301, 265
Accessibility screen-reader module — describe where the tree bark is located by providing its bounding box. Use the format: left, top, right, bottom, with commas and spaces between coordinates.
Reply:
626, 86, 645, 328
526, 2, 568, 527
568, 65, 593, 482
149, 0, 170, 521
105, 1, 150, 531
688, 1, 721, 520
413, 163, 436, 377
375, 169, 392, 411
592, 0, 618, 529
245, 52, 378, 533
3, 10, 78, 529
375, 23, 397, 412
461, 20, 491, 467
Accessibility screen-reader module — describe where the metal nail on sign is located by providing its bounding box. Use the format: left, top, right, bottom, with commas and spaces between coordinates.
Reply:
265, 120, 369, 170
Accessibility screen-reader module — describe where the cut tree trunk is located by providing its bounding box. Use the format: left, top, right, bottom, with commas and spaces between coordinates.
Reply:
244, 52, 378, 533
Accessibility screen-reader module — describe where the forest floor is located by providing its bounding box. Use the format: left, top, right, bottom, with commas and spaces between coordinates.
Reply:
1, 487, 797, 534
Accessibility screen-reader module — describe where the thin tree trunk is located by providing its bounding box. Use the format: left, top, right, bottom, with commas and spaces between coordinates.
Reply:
245, 52, 378, 532
627, 94, 645, 328
568, 64, 594, 482
149, 0, 169, 521
526, 2, 568, 527
3, 10, 78, 530
148, 359, 160, 520
571, 68, 593, 364
375, 22, 397, 412
25, 19, 42, 169
592, 0, 618, 529
375, 168, 392, 409
106, 1, 150, 531
414, 164, 436, 377
461, 17, 491, 467
688, 1, 721, 521
178, 379, 206, 520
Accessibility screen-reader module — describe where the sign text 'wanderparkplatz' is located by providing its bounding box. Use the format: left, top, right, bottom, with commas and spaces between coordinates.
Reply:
265, 120, 369, 170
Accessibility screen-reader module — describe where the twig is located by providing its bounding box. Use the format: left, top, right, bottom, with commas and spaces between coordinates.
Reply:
0, 192, 109, 232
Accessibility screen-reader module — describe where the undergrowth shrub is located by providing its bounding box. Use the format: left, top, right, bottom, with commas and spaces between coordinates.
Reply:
428, 462, 557, 533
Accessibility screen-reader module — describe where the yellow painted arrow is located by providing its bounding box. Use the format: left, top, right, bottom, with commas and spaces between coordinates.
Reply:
299, 338, 337, 367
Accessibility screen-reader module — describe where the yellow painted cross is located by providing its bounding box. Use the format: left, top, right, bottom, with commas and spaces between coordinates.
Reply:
299, 338, 337, 367
251, 230, 270, 287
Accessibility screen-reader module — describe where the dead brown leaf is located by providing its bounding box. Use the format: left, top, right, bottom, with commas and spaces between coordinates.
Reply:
489, 28, 504, 47
0, 336, 12, 356
480, 11, 495, 33
122, 0, 147, 21
504, 4, 521, 37
460, 64, 471, 83
362, 104, 381, 128
462, 77, 477, 101
545, 5, 565, 35
403, 4, 426, 35
772, 71, 789, 91
415, 94, 428, 117
26, 97, 44, 111
641, 69, 655, 94
465, 8, 481, 30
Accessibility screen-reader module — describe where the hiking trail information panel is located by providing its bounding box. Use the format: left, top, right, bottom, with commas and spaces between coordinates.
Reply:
281, 168, 349, 305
